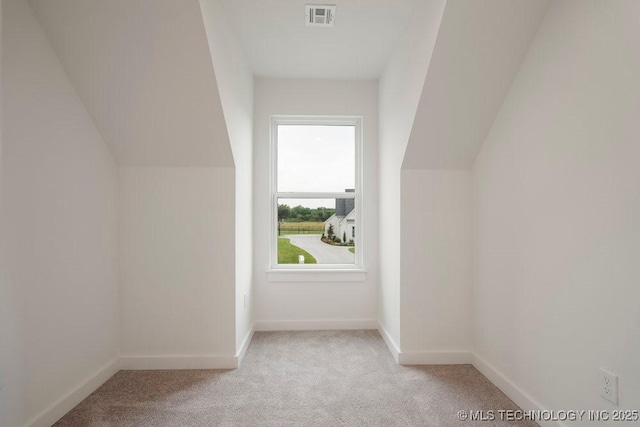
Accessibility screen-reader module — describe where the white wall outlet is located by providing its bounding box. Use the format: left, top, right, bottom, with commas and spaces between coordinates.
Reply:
600, 368, 618, 405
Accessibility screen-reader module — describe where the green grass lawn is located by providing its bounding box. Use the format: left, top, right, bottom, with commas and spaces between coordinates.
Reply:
278, 238, 317, 264
348, 247, 355, 254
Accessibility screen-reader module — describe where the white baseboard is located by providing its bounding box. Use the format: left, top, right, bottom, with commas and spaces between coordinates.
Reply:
236, 326, 255, 366
120, 355, 238, 370
28, 357, 120, 427
399, 350, 472, 365
471, 352, 562, 427
254, 319, 377, 331
24, 332, 557, 427
377, 333, 557, 426
377, 322, 400, 363
377, 321, 471, 365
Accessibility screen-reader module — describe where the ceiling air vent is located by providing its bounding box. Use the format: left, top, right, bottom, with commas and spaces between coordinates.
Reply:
305, 5, 336, 27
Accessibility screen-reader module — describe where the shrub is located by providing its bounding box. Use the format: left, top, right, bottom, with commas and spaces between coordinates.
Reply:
327, 224, 335, 240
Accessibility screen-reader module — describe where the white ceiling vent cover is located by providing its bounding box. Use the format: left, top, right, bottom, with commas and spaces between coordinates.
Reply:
305, 5, 336, 27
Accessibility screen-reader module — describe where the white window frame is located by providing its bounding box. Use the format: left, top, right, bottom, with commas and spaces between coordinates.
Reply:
269, 115, 364, 277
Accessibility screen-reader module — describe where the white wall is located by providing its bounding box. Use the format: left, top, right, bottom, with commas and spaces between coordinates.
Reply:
199, 0, 254, 355
0, 1, 6, 425
393, 0, 547, 361
29, 0, 245, 375
2, 0, 119, 425
253, 78, 378, 327
473, 0, 640, 420
119, 167, 236, 365
377, 0, 446, 348
400, 170, 471, 356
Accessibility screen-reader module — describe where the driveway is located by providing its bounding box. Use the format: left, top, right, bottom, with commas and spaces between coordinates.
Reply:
283, 234, 355, 264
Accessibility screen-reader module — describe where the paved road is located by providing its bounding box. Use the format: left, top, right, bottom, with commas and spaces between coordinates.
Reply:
283, 234, 355, 264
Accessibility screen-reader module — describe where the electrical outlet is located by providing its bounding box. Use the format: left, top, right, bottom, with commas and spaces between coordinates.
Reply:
600, 368, 618, 405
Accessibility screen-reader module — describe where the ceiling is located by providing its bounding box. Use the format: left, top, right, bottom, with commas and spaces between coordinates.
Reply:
29, 0, 234, 167
27, 0, 549, 169
403, 0, 550, 169
220, 0, 420, 79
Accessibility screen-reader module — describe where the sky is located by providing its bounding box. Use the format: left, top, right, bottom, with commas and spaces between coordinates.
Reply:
277, 125, 355, 209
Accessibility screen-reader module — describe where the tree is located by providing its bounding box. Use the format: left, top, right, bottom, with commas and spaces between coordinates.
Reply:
317, 207, 335, 221
343, 231, 347, 244
278, 204, 335, 222
278, 204, 291, 221
292, 205, 312, 221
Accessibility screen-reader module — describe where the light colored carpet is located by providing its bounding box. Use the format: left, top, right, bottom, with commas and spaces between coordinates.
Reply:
55, 330, 537, 426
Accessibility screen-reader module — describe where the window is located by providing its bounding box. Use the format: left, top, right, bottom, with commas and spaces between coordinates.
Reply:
271, 116, 362, 270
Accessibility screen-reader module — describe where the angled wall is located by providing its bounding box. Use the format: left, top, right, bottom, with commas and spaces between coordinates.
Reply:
199, 0, 255, 357
396, 0, 549, 361
377, 0, 446, 352
29, 0, 234, 167
473, 0, 640, 417
29, 0, 240, 368
403, 0, 551, 170
2, 1, 119, 425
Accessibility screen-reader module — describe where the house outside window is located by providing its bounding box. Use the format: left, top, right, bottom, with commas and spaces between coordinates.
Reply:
271, 116, 362, 270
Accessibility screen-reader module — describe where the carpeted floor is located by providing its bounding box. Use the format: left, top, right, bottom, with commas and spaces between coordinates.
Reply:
55, 330, 537, 426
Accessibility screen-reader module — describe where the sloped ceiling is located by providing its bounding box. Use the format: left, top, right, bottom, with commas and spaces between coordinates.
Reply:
403, 0, 550, 169
29, 0, 551, 169
29, 0, 233, 167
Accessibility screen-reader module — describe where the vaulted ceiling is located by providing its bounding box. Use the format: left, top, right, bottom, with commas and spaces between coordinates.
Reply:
30, 0, 233, 167
403, 0, 550, 169
29, 0, 551, 170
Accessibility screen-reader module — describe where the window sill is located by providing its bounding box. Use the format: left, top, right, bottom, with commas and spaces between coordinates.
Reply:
266, 269, 366, 282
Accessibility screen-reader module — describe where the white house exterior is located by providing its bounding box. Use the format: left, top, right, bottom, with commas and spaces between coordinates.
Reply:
324, 193, 356, 243
325, 209, 356, 243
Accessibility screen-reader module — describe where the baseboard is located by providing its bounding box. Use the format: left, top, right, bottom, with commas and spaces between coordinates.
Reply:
376, 321, 471, 365
120, 354, 238, 370
377, 322, 400, 363
254, 319, 377, 331
28, 352, 239, 426
22, 338, 558, 427
28, 357, 120, 427
236, 326, 255, 366
471, 352, 562, 427
398, 350, 472, 365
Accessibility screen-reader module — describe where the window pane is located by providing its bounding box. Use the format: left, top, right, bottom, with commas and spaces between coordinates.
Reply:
277, 198, 356, 265
277, 125, 355, 192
